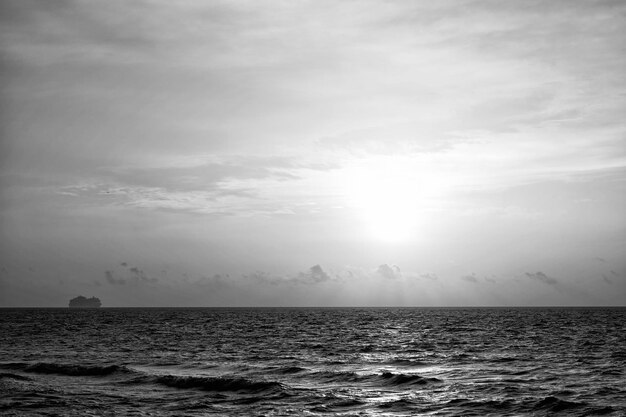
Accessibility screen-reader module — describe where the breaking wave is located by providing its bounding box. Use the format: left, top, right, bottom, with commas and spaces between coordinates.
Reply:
151, 374, 284, 393
379, 371, 442, 386
310, 370, 441, 386
0, 362, 133, 377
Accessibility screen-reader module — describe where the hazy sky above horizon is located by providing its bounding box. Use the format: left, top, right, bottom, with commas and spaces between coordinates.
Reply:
1, 0, 625, 307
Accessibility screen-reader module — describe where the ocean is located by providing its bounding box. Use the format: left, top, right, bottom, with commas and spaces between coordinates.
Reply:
1, 307, 624, 416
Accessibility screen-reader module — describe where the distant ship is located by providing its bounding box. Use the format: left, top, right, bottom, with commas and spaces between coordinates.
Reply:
68, 296, 102, 308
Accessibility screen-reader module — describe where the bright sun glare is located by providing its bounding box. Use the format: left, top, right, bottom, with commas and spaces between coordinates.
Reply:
342, 157, 441, 243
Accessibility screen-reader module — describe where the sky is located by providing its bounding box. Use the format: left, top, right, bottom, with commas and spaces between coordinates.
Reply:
1, 0, 625, 307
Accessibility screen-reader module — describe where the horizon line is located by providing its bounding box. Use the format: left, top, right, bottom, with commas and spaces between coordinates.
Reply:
1, 305, 625, 309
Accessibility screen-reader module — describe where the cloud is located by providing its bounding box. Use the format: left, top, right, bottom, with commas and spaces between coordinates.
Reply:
50, 154, 336, 217
461, 274, 478, 284
525, 271, 558, 286
244, 271, 282, 286
194, 274, 229, 290
106, 156, 301, 194
107, 264, 157, 284
316, 123, 460, 156
602, 274, 613, 285
603, 270, 623, 285
296, 264, 331, 284
105, 270, 125, 285
420, 273, 438, 281
244, 265, 334, 286
377, 264, 402, 280
129, 266, 158, 283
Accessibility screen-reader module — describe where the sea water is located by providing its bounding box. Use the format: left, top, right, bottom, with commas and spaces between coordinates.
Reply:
1, 307, 625, 416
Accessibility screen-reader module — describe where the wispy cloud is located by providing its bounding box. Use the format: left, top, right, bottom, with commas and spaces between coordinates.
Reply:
461, 274, 479, 284
420, 273, 438, 281
525, 271, 558, 286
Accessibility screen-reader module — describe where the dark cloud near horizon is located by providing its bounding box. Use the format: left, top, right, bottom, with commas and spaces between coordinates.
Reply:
105, 265, 157, 285
297, 265, 331, 284
129, 266, 158, 284
243, 271, 279, 285
461, 274, 479, 284
525, 271, 558, 286
105, 270, 126, 285
245, 265, 333, 286
377, 264, 401, 280
193, 274, 229, 290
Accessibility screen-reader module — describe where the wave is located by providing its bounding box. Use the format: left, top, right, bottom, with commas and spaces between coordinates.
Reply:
273, 366, 307, 374
314, 370, 364, 383
378, 398, 418, 411
445, 395, 618, 416
491, 356, 518, 363
0, 372, 32, 381
0, 361, 285, 395
600, 368, 623, 376
310, 398, 366, 413
311, 370, 441, 387
332, 398, 366, 407
446, 398, 515, 410
502, 366, 542, 376
0, 362, 133, 377
383, 358, 431, 367
532, 396, 588, 412
379, 371, 442, 386
594, 386, 624, 396
151, 375, 284, 394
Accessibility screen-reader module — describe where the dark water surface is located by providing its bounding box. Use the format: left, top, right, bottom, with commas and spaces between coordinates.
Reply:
1, 307, 625, 416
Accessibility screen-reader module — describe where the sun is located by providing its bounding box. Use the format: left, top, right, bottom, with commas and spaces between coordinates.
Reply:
341, 157, 438, 243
